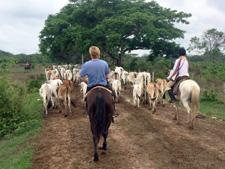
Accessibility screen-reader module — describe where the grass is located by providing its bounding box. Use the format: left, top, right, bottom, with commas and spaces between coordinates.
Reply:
0, 92, 43, 169
165, 93, 225, 119
199, 101, 225, 119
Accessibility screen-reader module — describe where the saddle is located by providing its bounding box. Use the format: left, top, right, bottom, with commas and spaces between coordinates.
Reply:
173, 76, 190, 95
85, 85, 112, 98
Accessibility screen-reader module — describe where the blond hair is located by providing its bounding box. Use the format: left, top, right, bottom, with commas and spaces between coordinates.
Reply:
89, 46, 100, 59
179, 56, 187, 60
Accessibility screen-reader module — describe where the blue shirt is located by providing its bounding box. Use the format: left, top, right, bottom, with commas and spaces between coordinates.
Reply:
79, 59, 110, 88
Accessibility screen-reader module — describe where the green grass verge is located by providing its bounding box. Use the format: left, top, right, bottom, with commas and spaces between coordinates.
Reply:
0, 92, 43, 169
199, 101, 225, 119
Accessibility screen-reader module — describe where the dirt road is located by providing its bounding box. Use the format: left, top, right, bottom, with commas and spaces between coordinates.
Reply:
32, 85, 225, 169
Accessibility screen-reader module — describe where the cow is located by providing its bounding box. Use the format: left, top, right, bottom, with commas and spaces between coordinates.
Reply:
112, 79, 121, 102
64, 70, 73, 80
58, 79, 74, 117
133, 84, 142, 108
156, 78, 167, 106
128, 72, 138, 85
79, 82, 87, 101
39, 83, 52, 115
114, 66, 124, 81
47, 79, 63, 108
45, 68, 54, 81
146, 82, 159, 114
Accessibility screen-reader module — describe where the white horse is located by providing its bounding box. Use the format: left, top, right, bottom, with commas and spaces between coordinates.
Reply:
172, 79, 200, 129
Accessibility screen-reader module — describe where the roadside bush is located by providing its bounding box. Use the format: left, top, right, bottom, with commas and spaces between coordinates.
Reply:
26, 78, 43, 93
0, 77, 26, 137
200, 89, 223, 103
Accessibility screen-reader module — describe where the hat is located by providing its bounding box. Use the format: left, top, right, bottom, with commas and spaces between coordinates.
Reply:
178, 48, 186, 56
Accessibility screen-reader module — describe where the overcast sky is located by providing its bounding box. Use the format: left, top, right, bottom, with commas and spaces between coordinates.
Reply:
0, 0, 225, 55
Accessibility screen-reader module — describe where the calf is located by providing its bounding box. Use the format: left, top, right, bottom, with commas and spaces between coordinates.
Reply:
133, 84, 142, 108
39, 83, 52, 114
147, 82, 159, 114
156, 78, 167, 106
58, 80, 74, 117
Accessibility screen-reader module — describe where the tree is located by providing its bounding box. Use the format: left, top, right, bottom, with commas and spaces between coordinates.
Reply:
188, 28, 225, 58
39, 0, 191, 65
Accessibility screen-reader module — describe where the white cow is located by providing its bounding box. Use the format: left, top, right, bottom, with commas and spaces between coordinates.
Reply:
114, 66, 124, 81
112, 79, 121, 102
121, 71, 129, 85
39, 83, 52, 114
47, 79, 63, 108
80, 82, 87, 101
73, 68, 80, 86
128, 72, 137, 85
133, 84, 142, 108
64, 70, 73, 80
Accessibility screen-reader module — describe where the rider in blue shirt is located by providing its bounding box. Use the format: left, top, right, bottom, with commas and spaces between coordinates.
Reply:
78, 46, 118, 117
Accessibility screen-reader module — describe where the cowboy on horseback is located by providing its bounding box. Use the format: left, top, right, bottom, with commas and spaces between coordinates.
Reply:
78, 46, 119, 117
166, 48, 190, 103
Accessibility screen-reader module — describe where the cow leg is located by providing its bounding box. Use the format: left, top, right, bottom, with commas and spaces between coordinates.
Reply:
152, 100, 156, 114
58, 99, 63, 113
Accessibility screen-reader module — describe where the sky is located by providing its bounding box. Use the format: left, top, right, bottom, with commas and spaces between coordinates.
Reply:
0, 0, 225, 56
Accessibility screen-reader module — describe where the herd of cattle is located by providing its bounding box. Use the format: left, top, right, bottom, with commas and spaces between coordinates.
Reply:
39, 64, 168, 117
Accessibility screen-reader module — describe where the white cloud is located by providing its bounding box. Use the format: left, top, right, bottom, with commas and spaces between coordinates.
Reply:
0, 0, 69, 54
0, 0, 225, 55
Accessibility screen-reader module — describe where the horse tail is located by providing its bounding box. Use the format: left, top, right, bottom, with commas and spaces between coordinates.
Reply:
191, 85, 200, 116
95, 89, 106, 138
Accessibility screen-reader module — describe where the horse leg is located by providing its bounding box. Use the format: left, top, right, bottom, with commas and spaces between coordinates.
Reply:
93, 135, 99, 162
173, 101, 180, 124
182, 100, 191, 124
102, 131, 108, 150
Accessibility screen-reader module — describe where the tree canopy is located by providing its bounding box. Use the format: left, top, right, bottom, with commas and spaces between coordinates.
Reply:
39, 0, 191, 65
188, 28, 225, 59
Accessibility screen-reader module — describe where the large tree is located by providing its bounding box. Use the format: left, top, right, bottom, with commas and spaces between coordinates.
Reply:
188, 28, 225, 58
39, 0, 191, 65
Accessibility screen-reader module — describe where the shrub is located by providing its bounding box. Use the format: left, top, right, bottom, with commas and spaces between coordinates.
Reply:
200, 89, 223, 103
26, 78, 43, 93
0, 77, 26, 137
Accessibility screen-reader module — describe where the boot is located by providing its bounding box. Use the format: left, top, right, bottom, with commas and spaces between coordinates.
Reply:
83, 110, 89, 116
168, 89, 176, 103
112, 110, 119, 117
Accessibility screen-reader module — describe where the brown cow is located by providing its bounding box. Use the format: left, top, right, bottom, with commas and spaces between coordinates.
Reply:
146, 82, 159, 114
156, 78, 167, 106
58, 80, 75, 117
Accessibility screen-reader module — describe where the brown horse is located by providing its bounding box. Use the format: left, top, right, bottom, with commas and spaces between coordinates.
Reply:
86, 87, 114, 162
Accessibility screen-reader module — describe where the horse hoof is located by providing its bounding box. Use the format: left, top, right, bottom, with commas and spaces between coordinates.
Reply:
94, 155, 99, 162
64, 114, 67, 117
